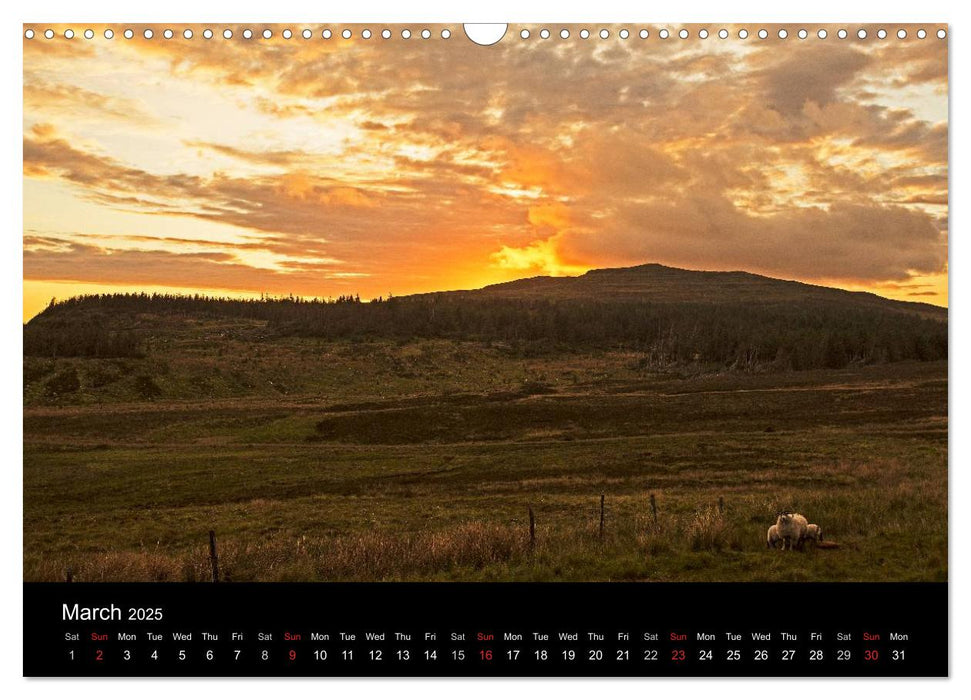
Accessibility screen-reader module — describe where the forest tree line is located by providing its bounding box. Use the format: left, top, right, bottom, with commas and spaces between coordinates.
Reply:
23, 292, 948, 370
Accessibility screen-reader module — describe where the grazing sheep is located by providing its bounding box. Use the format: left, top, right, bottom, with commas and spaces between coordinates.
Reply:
776, 512, 809, 551
766, 524, 782, 549
805, 523, 823, 546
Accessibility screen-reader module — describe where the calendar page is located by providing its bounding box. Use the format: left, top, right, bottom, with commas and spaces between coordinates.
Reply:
22, 22, 948, 677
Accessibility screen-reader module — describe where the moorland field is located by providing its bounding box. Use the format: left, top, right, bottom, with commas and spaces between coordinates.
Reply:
23, 264, 948, 582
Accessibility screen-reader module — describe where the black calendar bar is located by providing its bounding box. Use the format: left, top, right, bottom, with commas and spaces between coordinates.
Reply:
24, 582, 947, 677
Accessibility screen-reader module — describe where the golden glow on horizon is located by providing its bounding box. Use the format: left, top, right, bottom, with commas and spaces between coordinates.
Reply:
23, 281, 266, 323
23, 24, 948, 320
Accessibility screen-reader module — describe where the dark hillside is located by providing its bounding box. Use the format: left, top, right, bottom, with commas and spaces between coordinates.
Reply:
24, 264, 947, 370
459, 264, 947, 319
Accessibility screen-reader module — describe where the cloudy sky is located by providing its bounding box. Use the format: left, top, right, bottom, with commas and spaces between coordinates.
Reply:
23, 24, 948, 320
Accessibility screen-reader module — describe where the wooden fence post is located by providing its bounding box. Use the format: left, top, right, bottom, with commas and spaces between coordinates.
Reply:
599, 493, 605, 539
650, 493, 658, 525
208, 529, 220, 583
528, 506, 536, 550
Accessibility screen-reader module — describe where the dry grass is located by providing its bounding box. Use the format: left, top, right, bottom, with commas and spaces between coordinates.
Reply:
24, 505, 876, 583
27, 522, 532, 582
684, 507, 738, 552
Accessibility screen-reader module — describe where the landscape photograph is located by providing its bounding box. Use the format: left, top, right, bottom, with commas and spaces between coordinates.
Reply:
23, 24, 948, 583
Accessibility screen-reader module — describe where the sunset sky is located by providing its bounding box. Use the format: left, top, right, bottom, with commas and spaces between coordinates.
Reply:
23, 24, 948, 321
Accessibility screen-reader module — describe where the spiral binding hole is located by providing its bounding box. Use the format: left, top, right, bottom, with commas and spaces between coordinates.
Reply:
23, 24, 949, 44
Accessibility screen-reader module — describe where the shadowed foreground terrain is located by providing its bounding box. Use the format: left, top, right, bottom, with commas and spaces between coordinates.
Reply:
23, 265, 948, 582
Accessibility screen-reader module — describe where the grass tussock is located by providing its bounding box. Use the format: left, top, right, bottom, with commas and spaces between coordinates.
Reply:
684, 507, 738, 552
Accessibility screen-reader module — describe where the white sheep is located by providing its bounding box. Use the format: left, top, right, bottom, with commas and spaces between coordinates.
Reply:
766, 524, 782, 549
804, 523, 823, 546
775, 512, 809, 551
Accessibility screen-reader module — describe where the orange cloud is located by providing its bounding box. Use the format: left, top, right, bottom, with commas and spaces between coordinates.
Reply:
501, 145, 572, 194
21, 23, 948, 314
527, 202, 571, 231
323, 187, 374, 208
279, 173, 315, 199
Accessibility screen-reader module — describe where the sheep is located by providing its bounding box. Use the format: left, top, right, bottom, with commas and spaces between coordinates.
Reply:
775, 511, 809, 551
766, 524, 782, 549
804, 523, 823, 546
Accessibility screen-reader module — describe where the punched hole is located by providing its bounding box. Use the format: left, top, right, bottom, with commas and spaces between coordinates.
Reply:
463, 23, 507, 46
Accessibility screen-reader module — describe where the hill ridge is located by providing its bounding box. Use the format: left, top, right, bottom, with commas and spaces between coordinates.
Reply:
427, 262, 946, 319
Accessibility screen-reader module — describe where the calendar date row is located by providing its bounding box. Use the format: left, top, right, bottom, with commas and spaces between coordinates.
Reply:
65, 644, 907, 666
